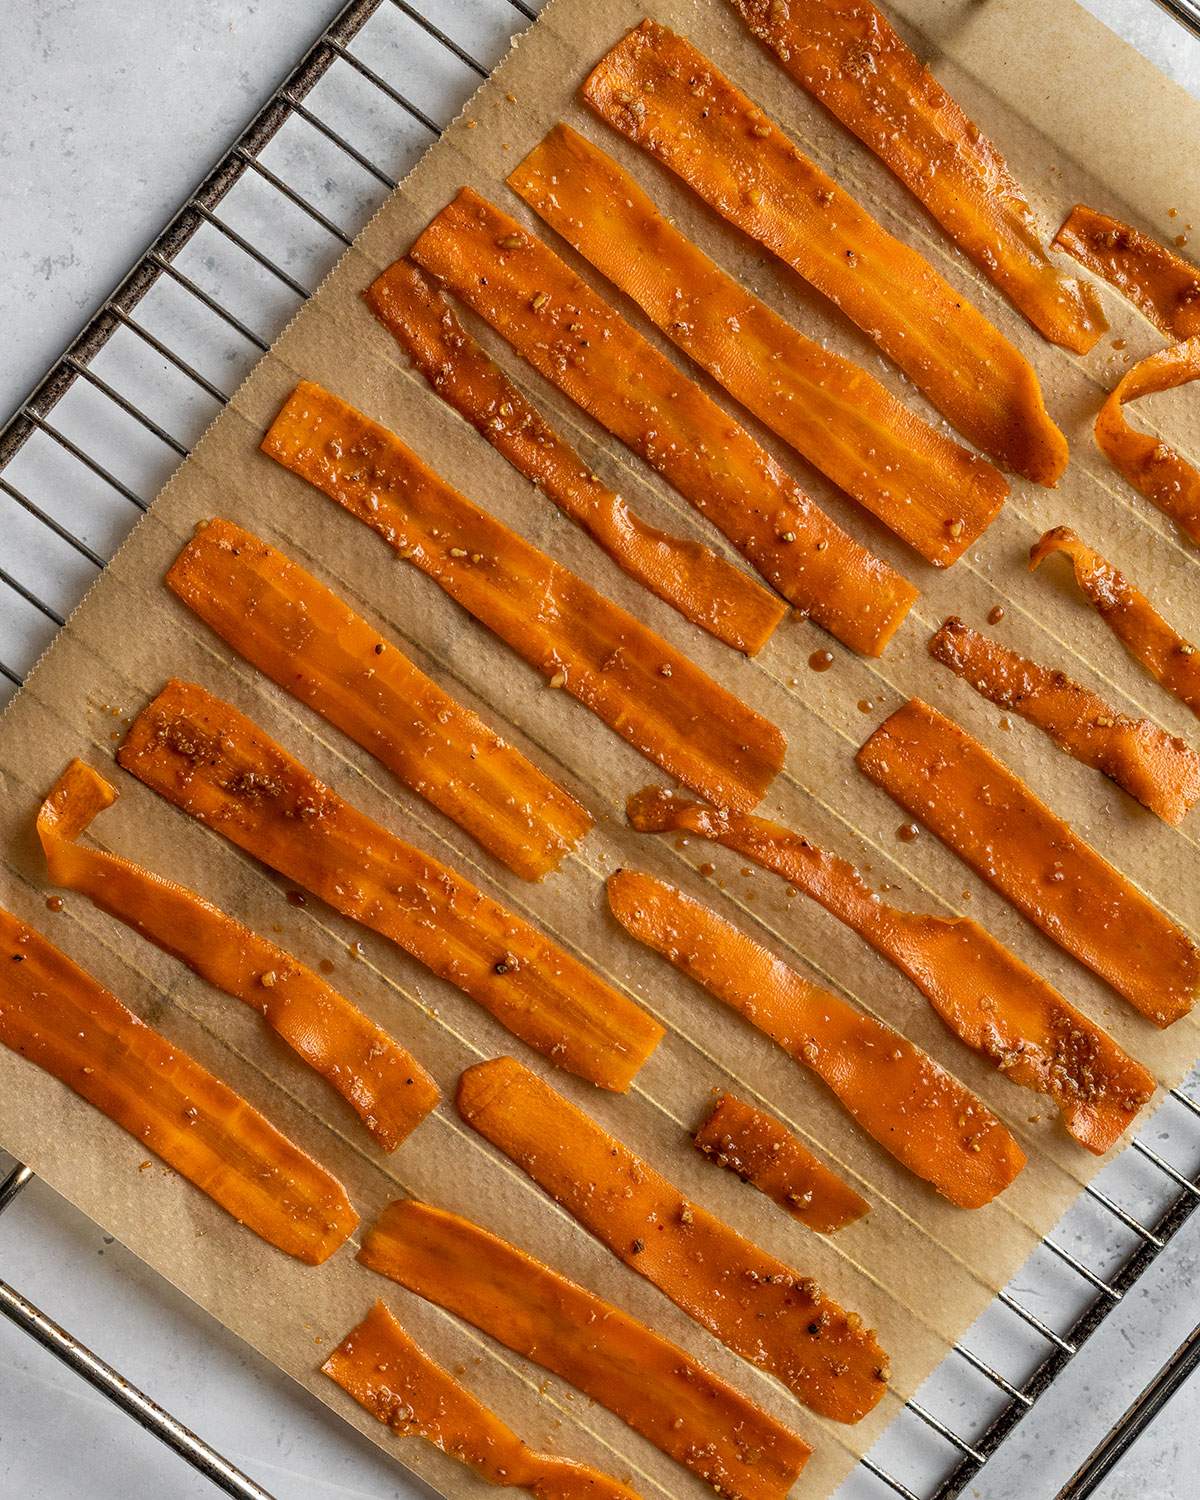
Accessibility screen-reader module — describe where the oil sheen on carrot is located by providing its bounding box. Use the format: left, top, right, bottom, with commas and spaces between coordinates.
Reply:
1056, 205, 1200, 340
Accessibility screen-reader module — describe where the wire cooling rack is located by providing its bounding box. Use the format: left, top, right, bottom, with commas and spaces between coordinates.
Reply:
3, 2, 1200, 1497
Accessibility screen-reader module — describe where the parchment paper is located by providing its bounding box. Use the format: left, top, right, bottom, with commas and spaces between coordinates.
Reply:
2, 1, 1198, 1494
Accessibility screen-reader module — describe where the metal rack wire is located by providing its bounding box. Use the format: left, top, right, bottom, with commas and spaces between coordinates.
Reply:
2, 1, 1200, 1496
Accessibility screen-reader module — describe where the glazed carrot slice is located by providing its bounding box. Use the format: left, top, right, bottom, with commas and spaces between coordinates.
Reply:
509, 124, 1006, 568
408, 190, 916, 658
117, 680, 663, 1092
606, 869, 1024, 1207
582, 21, 1069, 485
363, 259, 785, 653
358, 1202, 812, 1500
168, 517, 591, 882
729, 0, 1106, 353
929, 617, 1200, 826
323, 1299, 642, 1500
858, 698, 1200, 1027
1030, 527, 1200, 718
1094, 336, 1200, 545
457, 1055, 889, 1423
0, 907, 356, 1263
626, 791, 1153, 1152
1055, 205, 1200, 340
263, 381, 785, 809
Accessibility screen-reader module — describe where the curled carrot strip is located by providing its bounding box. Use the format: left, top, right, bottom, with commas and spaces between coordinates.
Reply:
117, 680, 663, 1092
1030, 526, 1200, 719
729, 0, 1106, 353
358, 1201, 812, 1500
364, 258, 785, 653
582, 21, 1068, 486
263, 381, 785, 810
606, 869, 1024, 1207
457, 1055, 889, 1423
1055, 205, 1200, 340
626, 790, 1153, 1153
0, 906, 357, 1263
509, 124, 1005, 568
323, 1299, 642, 1500
858, 699, 1200, 1027
408, 190, 916, 658
929, 617, 1200, 826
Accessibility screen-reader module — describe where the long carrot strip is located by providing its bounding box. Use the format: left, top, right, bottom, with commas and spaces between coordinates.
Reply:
358, 1202, 812, 1500
323, 1299, 642, 1500
408, 190, 916, 658
0, 907, 356, 1263
509, 124, 1006, 567
929, 617, 1200, 826
117, 680, 663, 1092
262, 381, 785, 808
1055, 205, 1200, 340
626, 790, 1154, 1152
582, 21, 1069, 485
364, 259, 785, 653
858, 698, 1200, 1027
457, 1055, 889, 1423
606, 869, 1025, 1207
729, 0, 1107, 353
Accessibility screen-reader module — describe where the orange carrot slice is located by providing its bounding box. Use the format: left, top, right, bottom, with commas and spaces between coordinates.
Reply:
929, 617, 1200, 826
323, 1299, 642, 1500
408, 190, 916, 658
0, 906, 356, 1263
509, 123, 1006, 568
858, 698, 1200, 1027
262, 381, 785, 809
117, 680, 663, 1092
358, 1201, 812, 1500
729, 0, 1106, 353
582, 20, 1068, 485
626, 790, 1154, 1152
1055, 205, 1200, 340
457, 1055, 889, 1423
363, 258, 785, 653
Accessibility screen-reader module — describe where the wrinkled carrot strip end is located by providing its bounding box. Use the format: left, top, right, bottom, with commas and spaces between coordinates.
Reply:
1056, 205, 1200, 341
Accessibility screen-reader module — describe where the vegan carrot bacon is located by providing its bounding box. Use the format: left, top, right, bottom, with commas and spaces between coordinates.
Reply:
1055, 205, 1200, 340
929, 617, 1200, 826
457, 1055, 890, 1424
358, 1202, 813, 1500
117, 680, 663, 1093
262, 381, 785, 809
729, 0, 1107, 354
582, 21, 1070, 486
167, 517, 591, 883
407, 190, 917, 659
857, 698, 1200, 1028
363, 258, 785, 654
625, 791, 1154, 1153
0, 907, 357, 1264
508, 124, 1006, 568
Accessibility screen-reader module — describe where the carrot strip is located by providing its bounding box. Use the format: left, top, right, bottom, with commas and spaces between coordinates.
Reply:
262, 381, 785, 809
1030, 526, 1200, 719
168, 517, 591, 882
582, 21, 1069, 485
117, 680, 663, 1092
626, 790, 1154, 1153
0, 907, 356, 1263
729, 0, 1107, 353
858, 698, 1200, 1027
1094, 336, 1200, 545
457, 1055, 889, 1423
364, 259, 785, 654
606, 869, 1025, 1207
929, 617, 1200, 826
323, 1299, 642, 1500
509, 124, 1006, 567
358, 1202, 812, 1500
1055, 205, 1200, 340
408, 190, 917, 658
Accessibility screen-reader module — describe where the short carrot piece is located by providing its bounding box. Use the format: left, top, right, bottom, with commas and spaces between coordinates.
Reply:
1055, 205, 1200, 340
